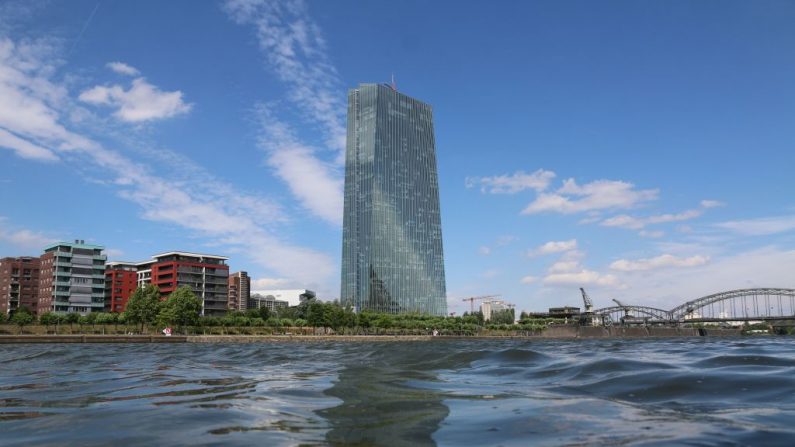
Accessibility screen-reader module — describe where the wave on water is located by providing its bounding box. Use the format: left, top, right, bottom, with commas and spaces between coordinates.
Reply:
1, 338, 794, 446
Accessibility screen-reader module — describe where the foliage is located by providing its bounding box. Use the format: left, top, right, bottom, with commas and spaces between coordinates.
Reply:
125, 285, 161, 331
157, 286, 202, 330
0, 312, 5, 324
11, 307, 34, 333
489, 308, 515, 325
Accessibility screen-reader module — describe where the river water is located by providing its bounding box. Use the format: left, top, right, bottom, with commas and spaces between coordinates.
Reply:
1, 337, 794, 446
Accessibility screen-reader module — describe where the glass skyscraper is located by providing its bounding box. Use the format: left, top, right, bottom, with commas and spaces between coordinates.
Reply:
341, 83, 447, 315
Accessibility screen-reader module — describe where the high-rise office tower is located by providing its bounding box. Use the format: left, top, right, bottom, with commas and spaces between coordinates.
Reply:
341, 83, 447, 315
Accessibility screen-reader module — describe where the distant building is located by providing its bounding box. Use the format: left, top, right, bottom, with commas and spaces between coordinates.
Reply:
104, 262, 138, 313
228, 271, 250, 312
252, 289, 315, 307
0, 256, 41, 315
149, 251, 229, 317
249, 293, 289, 311
341, 84, 447, 315
39, 240, 106, 314
481, 299, 511, 322
549, 306, 581, 319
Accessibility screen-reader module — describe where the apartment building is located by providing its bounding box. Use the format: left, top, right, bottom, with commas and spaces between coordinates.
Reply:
228, 271, 250, 312
149, 252, 229, 316
39, 240, 106, 314
104, 262, 138, 313
0, 257, 41, 315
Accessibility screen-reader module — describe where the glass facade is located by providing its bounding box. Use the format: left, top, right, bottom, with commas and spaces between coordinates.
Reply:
341, 84, 447, 315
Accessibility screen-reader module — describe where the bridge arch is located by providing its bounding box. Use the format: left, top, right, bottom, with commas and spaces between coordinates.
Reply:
669, 288, 795, 321
594, 305, 672, 322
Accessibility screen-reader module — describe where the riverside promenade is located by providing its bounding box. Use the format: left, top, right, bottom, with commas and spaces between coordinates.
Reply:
0, 326, 742, 343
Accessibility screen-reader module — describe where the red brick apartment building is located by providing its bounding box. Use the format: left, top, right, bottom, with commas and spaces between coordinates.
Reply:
0, 257, 41, 315
149, 252, 229, 316
104, 262, 138, 313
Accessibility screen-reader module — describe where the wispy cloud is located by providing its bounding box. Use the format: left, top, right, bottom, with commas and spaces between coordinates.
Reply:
0, 32, 335, 289
609, 254, 709, 272
79, 65, 192, 122
601, 209, 702, 230
716, 215, 795, 236
543, 269, 620, 287
520, 275, 537, 284
106, 61, 139, 76
466, 169, 556, 194
255, 104, 343, 225
528, 239, 577, 257
223, 0, 346, 225
0, 218, 57, 250
522, 178, 658, 215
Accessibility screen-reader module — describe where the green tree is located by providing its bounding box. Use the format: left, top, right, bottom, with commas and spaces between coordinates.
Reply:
0, 312, 6, 324
64, 312, 79, 330
125, 285, 162, 333
39, 312, 56, 332
11, 307, 34, 334
157, 286, 202, 333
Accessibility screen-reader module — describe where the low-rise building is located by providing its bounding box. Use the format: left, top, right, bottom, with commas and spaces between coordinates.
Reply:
251, 289, 315, 307
0, 256, 41, 315
249, 293, 289, 311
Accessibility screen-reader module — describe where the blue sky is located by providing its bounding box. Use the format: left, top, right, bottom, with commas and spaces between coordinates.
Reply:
1, 0, 794, 314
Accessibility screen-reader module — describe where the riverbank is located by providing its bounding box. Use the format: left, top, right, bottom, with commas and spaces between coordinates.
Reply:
0, 326, 744, 343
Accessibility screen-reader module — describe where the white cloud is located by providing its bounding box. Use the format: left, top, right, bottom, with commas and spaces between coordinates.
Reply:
0, 219, 56, 250
700, 200, 725, 208
466, 169, 556, 194
522, 178, 658, 215
223, 1, 346, 224
639, 230, 665, 238
715, 216, 795, 236
106, 61, 139, 76
0, 127, 58, 161
548, 260, 580, 273
601, 209, 702, 230
104, 248, 125, 258
478, 246, 491, 256
520, 275, 537, 284
543, 269, 620, 287
604, 246, 795, 310
251, 277, 290, 289
255, 104, 343, 225
610, 254, 709, 272
79, 77, 192, 123
528, 239, 577, 256
0, 33, 336, 290
223, 0, 346, 153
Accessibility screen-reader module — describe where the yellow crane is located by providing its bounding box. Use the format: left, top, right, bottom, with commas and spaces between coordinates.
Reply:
462, 294, 501, 313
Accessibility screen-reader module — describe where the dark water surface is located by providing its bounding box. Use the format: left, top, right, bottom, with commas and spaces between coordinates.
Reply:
2, 338, 794, 446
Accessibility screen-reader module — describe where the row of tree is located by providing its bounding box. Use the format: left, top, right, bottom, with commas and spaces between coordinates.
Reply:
2, 287, 559, 335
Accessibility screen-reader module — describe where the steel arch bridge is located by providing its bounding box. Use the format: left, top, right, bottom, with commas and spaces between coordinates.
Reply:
593, 288, 795, 324
670, 288, 795, 322
594, 305, 672, 324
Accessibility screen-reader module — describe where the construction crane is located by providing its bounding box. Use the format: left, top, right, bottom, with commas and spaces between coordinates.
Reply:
613, 298, 630, 317
579, 288, 608, 326
580, 288, 594, 313
462, 294, 501, 313
612, 298, 647, 325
